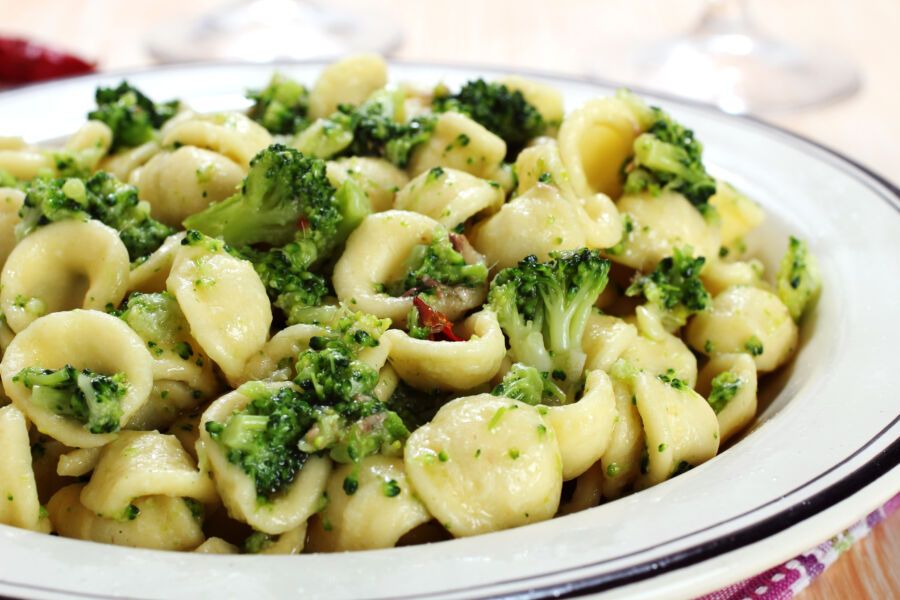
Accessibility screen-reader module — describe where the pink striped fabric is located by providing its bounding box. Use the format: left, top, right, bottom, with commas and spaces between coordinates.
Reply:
697, 493, 900, 600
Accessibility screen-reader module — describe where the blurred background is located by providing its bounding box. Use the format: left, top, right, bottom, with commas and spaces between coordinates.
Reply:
2, 0, 899, 181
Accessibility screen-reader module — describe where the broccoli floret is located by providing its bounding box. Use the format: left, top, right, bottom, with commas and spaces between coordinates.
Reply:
488, 248, 610, 390
386, 227, 488, 297
247, 73, 310, 134
707, 371, 742, 414
294, 87, 435, 168
241, 243, 329, 326
385, 380, 450, 430
625, 246, 711, 329
491, 362, 565, 406
87, 81, 179, 151
207, 309, 407, 500
776, 236, 821, 322
206, 383, 316, 501
433, 79, 546, 159
183, 144, 370, 256
12, 365, 126, 434
0, 168, 19, 188
112, 291, 198, 359
744, 336, 764, 356
622, 101, 717, 211
16, 171, 174, 261
405, 306, 432, 340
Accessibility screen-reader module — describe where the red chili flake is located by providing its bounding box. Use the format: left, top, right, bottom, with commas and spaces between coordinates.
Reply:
297, 216, 310, 234
0, 37, 96, 84
413, 296, 466, 342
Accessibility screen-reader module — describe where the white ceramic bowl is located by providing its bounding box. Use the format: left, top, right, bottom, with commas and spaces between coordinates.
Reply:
0, 62, 897, 600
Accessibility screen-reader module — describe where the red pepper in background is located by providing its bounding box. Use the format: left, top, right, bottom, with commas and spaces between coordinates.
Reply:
413, 296, 466, 342
0, 37, 95, 84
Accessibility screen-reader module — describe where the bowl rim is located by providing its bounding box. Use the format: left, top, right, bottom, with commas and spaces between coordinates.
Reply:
0, 59, 897, 600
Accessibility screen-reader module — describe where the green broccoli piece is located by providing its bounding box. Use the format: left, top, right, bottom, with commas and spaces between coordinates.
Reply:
295, 87, 435, 168
207, 309, 407, 500
16, 171, 174, 261
386, 227, 488, 297
241, 243, 330, 326
625, 246, 711, 329
183, 144, 370, 256
622, 101, 717, 211
385, 380, 450, 431
491, 362, 565, 406
87, 81, 179, 151
205, 383, 317, 501
776, 236, 821, 322
247, 72, 310, 134
12, 365, 126, 434
488, 248, 610, 391
433, 79, 546, 159
0, 168, 19, 188
404, 306, 432, 340
707, 371, 742, 414
744, 336, 764, 356
112, 291, 199, 360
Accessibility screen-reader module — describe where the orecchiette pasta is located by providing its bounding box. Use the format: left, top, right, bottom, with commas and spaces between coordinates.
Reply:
470, 184, 589, 271
557, 96, 641, 199
686, 285, 798, 372
0, 404, 50, 532
394, 166, 504, 229
161, 112, 273, 170
308, 53, 388, 120
407, 112, 506, 179
333, 210, 486, 323
611, 191, 722, 272
306, 456, 430, 552
0, 310, 154, 448
543, 369, 617, 480
1, 220, 130, 333
404, 394, 562, 537
48, 484, 205, 551
326, 156, 409, 213
383, 309, 506, 392
198, 385, 331, 535
130, 146, 244, 226
166, 240, 272, 384
0, 58, 817, 557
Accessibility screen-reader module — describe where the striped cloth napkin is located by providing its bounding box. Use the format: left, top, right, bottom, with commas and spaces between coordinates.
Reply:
698, 493, 900, 600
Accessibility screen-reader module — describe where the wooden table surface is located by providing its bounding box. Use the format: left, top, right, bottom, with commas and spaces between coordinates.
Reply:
3, 1, 899, 598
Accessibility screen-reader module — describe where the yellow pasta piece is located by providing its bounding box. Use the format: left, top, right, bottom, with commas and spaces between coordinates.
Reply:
394, 167, 503, 229
48, 483, 205, 551
404, 394, 562, 537
307, 456, 430, 552
610, 190, 721, 272
80, 431, 217, 518
308, 54, 388, 120
686, 285, 798, 372
0, 404, 50, 532
1, 220, 130, 333
161, 112, 272, 170
130, 146, 244, 226
167, 240, 271, 384
198, 385, 330, 535
543, 370, 617, 480
327, 156, 409, 213
558, 97, 641, 199
408, 112, 506, 180
383, 309, 505, 392
696, 353, 759, 444
0, 310, 154, 448
333, 210, 486, 324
